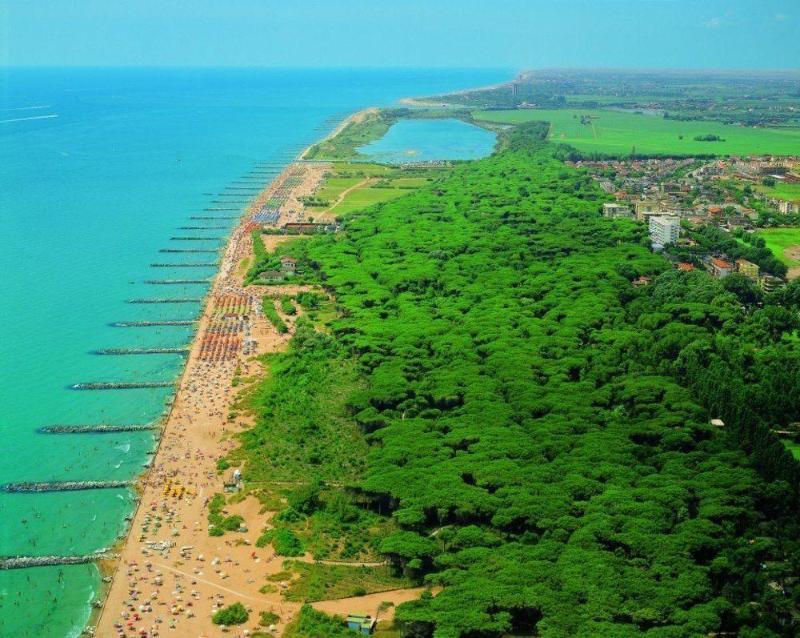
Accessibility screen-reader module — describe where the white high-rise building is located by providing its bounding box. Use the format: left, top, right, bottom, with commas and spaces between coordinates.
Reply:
649, 215, 680, 248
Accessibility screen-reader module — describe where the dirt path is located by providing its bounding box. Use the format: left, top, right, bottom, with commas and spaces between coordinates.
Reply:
152, 564, 263, 602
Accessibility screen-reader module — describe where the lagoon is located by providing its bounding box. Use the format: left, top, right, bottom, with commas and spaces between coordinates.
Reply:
358, 118, 496, 163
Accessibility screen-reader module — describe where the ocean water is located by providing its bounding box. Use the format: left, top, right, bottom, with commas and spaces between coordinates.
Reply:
359, 118, 497, 162
0, 67, 510, 637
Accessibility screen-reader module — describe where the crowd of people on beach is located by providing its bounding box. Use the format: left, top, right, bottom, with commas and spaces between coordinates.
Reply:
95, 164, 327, 637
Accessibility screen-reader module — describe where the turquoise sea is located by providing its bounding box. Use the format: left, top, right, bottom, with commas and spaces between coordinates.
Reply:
0, 67, 509, 637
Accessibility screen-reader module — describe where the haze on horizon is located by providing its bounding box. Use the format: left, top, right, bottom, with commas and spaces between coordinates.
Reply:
0, 0, 797, 70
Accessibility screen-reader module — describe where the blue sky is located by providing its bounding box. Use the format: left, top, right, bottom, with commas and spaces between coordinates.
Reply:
0, 0, 797, 68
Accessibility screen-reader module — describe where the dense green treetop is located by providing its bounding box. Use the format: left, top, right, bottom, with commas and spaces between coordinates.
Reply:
242, 122, 800, 637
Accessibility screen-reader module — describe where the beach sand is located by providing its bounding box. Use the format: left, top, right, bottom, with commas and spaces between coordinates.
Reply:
92, 163, 323, 638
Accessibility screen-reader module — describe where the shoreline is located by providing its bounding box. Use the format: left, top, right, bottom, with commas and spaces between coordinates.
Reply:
398, 74, 519, 108
298, 107, 378, 160
89, 158, 329, 637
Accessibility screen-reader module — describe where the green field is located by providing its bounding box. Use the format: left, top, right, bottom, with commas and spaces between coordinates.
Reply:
314, 177, 362, 202
473, 108, 800, 156
756, 181, 800, 202
331, 161, 393, 177
311, 163, 443, 219
328, 186, 407, 215
756, 227, 800, 267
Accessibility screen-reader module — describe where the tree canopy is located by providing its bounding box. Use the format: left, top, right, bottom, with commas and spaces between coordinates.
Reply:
241, 122, 800, 637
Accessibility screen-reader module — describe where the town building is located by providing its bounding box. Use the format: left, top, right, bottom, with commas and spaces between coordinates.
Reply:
279, 255, 297, 272
649, 215, 680, 248
258, 270, 285, 283
346, 615, 376, 635
639, 209, 669, 225
708, 257, 734, 279
760, 274, 785, 293
735, 258, 759, 280
282, 222, 335, 234
635, 199, 662, 221
602, 202, 633, 219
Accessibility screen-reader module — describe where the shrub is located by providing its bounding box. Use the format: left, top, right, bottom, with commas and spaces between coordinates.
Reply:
212, 602, 249, 626
280, 294, 297, 315
258, 528, 305, 556
296, 291, 324, 310
260, 611, 280, 626
262, 296, 288, 333
288, 480, 322, 515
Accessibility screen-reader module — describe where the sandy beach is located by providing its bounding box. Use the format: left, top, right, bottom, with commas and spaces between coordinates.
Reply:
92, 162, 327, 638
299, 108, 377, 160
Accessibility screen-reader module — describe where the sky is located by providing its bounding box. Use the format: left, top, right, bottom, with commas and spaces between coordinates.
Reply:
0, 0, 798, 69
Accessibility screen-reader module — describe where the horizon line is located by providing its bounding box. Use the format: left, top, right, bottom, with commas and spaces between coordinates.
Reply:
1, 64, 799, 73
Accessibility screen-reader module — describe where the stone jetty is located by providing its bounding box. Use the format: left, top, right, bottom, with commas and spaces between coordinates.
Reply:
94, 347, 190, 355
158, 248, 219, 253
127, 298, 203, 304
2, 480, 133, 492
0, 553, 114, 570
38, 424, 158, 434
149, 263, 217, 268
70, 381, 174, 390
143, 279, 210, 285
112, 320, 195, 327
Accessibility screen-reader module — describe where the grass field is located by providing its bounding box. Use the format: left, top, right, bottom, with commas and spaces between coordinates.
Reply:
314, 177, 363, 202
756, 182, 800, 202
331, 162, 393, 177
328, 187, 407, 215
308, 163, 446, 220
756, 227, 800, 267
473, 108, 800, 156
